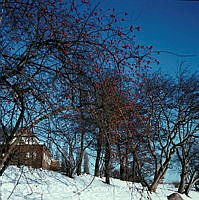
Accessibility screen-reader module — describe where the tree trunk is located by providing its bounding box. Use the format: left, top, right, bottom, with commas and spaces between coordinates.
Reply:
117, 144, 125, 180
149, 159, 170, 192
124, 144, 129, 181
185, 170, 199, 196
132, 150, 149, 187
76, 151, 83, 176
104, 140, 111, 184
94, 137, 102, 177
178, 165, 188, 193
132, 160, 137, 182
120, 157, 125, 181
176, 147, 189, 194
0, 175, 2, 200
149, 176, 161, 192
76, 131, 84, 176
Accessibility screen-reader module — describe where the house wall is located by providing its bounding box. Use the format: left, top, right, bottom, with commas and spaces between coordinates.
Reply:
11, 145, 43, 168
0, 144, 53, 170
42, 146, 52, 170
50, 160, 60, 171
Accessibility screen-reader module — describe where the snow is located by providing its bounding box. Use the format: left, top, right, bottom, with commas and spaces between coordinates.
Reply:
2, 166, 199, 200
11, 135, 44, 145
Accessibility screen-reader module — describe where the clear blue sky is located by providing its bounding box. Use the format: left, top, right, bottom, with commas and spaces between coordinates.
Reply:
101, 0, 199, 75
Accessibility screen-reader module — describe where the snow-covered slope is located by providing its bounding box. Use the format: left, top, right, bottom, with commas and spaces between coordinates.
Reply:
2, 166, 199, 200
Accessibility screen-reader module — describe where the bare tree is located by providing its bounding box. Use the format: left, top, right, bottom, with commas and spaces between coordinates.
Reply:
132, 71, 199, 192
173, 71, 199, 195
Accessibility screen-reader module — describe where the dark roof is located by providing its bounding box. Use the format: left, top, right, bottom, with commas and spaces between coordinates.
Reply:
0, 128, 45, 146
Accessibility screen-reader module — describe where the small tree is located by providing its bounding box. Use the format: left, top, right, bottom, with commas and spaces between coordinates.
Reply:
173, 71, 199, 195
131, 71, 199, 192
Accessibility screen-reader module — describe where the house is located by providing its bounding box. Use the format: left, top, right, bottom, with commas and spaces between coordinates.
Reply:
0, 129, 55, 170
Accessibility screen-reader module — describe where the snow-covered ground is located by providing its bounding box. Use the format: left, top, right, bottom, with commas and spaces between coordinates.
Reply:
2, 166, 199, 200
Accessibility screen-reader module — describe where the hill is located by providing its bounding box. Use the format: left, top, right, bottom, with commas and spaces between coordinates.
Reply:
1, 166, 199, 200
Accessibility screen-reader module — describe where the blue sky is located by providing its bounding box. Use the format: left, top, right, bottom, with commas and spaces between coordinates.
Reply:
101, 0, 199, 75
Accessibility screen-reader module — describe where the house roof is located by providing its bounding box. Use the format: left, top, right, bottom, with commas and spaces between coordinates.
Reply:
0, 128, 43, 145
13, 132, 44, 145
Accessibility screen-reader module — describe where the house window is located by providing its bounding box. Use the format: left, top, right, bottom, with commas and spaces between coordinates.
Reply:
26, 152, 30, 158
33, 152, 37, 159
26, 152, 37, 159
